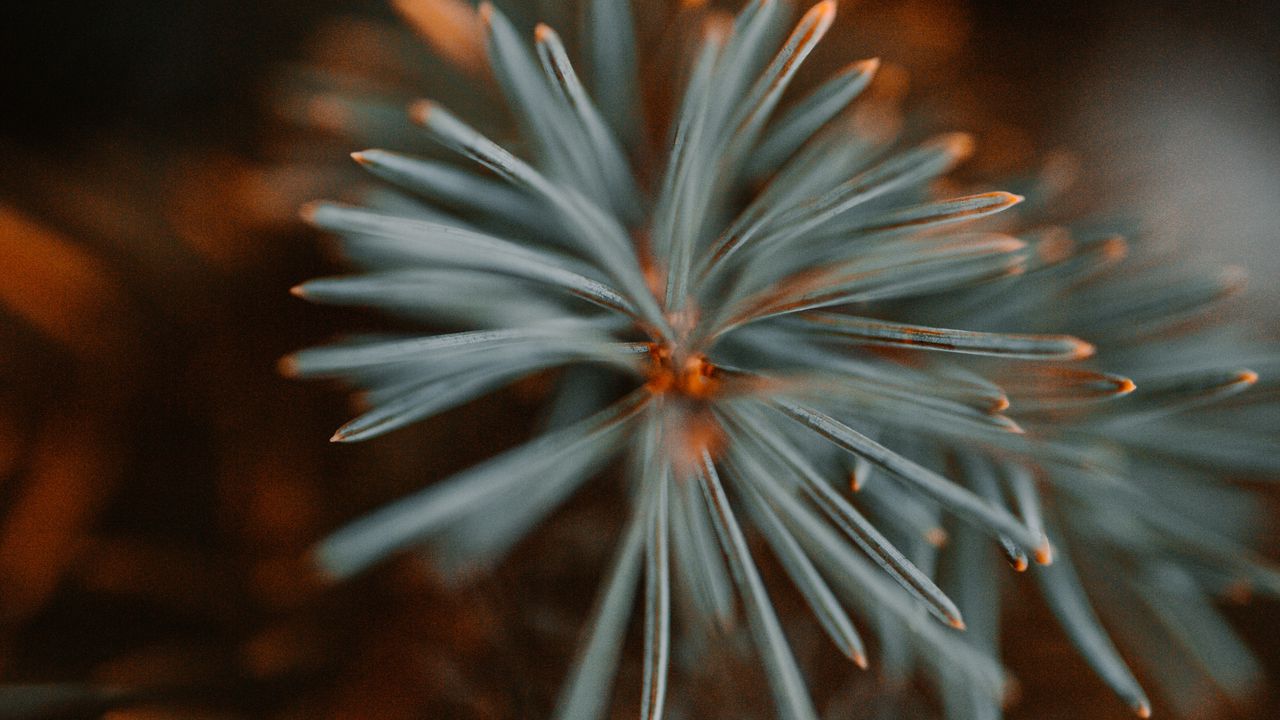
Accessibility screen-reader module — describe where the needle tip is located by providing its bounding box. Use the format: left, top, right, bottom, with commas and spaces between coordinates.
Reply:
298, 201, 322, 223
408, 99, 435, 124
1070, 338, 1097, 360
276, 355, 300, 378
1034, 542, 1054, 566
855, 57, 881, 74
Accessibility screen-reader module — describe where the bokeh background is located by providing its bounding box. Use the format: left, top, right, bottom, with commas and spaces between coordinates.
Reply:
0, 1, 1277, 718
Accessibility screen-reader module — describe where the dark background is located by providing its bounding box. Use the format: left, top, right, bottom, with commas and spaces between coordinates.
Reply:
3, 2, 1279, 152
0, 1, 1276, 718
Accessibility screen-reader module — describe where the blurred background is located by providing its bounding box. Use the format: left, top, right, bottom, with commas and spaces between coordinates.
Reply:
0, 0, 1276, 718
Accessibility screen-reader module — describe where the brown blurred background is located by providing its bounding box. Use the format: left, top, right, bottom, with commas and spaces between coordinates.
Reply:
0, 1, 1277, 718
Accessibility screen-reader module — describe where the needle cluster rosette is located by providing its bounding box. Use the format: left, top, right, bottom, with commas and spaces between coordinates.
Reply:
284, 2, 1279, 718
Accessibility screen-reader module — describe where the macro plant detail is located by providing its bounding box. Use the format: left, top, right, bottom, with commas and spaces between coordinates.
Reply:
908, 205, 1280, 718
283, 1, 1280, 718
